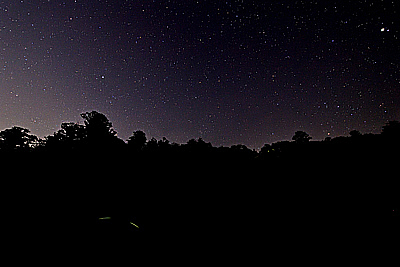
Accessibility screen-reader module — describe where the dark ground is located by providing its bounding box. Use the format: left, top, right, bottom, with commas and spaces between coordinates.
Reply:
1, 150, 398, 264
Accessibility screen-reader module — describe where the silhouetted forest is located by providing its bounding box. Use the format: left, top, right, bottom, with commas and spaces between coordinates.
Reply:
1, 111, 399, 263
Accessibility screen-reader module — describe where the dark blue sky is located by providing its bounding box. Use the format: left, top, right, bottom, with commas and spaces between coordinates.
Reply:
1, 0, 399, 148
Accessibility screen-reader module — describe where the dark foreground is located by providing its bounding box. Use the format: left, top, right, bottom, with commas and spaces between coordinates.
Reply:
1, 149, 399, 264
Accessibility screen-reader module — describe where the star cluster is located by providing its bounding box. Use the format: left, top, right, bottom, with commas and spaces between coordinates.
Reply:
1, 1, 399, 148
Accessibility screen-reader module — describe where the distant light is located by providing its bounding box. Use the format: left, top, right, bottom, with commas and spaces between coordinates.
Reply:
99, 217, 111, 220
381, 27, 385, 32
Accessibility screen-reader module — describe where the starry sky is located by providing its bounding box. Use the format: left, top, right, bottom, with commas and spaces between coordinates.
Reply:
1, 0, 399, 149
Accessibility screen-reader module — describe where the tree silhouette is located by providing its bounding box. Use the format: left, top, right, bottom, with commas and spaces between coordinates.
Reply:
292, 131, 312, 143
46, 122, 86, 150
127, 130, 147, 152
144, 137, 159, 153
81, 111, 116, 141
60, 122, 87, 141
186, 138, 212, 150
157, 137, 170, 151
0, 126, 38, 151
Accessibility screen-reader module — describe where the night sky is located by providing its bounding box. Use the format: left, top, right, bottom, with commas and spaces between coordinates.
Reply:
1, 1, 399, 149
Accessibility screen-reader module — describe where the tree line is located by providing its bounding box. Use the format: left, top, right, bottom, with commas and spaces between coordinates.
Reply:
0, 110, 398, 255
0, 110, 399, 161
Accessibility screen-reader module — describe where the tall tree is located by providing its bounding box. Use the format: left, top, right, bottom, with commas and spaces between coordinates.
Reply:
80, 111, 116, 142
127, 130, 147, 152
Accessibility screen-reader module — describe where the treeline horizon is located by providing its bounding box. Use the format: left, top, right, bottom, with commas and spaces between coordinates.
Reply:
1, 110, 398, 256
1, 110, 399, 158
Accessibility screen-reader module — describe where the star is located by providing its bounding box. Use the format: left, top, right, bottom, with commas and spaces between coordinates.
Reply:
0, 1, 398, 149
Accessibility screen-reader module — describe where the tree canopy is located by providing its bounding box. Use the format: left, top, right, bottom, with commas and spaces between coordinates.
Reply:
81, 111, 116, 141
0, 126, 38, 151
0, 111, 398, 161
292, 131, 312, 143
